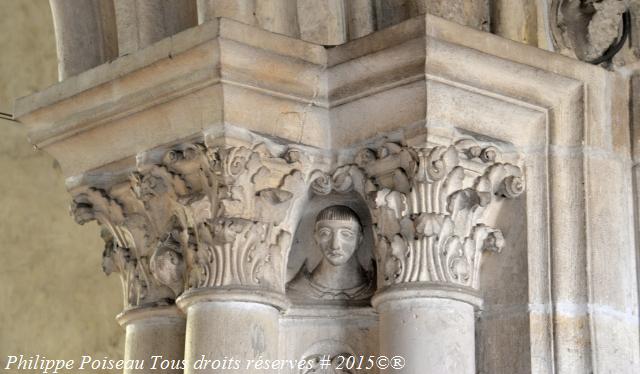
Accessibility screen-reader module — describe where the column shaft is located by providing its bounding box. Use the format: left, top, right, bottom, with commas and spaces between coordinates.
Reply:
49, 0, 118, 79
117, 306, 186, 374
198, 0, 299, 37
114, 0, 197, 55
179, 291, 283, 374
376, 295, 476, 374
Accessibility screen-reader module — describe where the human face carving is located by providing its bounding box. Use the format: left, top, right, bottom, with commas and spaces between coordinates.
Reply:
314, 220, 361, 266
151, 247, 184, 285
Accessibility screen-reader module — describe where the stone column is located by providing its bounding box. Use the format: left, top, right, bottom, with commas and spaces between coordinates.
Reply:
49, 0, 118, 79
114, 0, 197, 56
198, 0, 299, 37
178, 290, 287, 373
69, 136, 314, 374
168, 142, 312, 373
116, 306, 186, 374
312, 140, 525, 374
490, 0, 538, 45
374, 287, 480, 373
70, 149, 206, 374
69, 193, 189, 373
424, 0, 490, 31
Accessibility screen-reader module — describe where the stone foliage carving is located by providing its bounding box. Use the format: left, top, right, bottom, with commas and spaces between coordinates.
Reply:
187, 145, 310, 291
71, 135, 523, 308
312, 139, 524, 290
551, 0, 632, 62
71, 141, 314, 309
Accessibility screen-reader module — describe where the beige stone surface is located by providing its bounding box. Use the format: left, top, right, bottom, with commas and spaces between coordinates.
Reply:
490, 0, 537, 45
182, 301, 280, 374
49, 0, 118, 80
0, 0, 123, 371
117, 307, 185, 374
377, 297, 476, 374
7, 2, 640, 372
114, 0, 197, 56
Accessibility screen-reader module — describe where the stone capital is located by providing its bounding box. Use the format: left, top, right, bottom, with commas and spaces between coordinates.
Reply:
71, 133, 524, 310
71, 135, 324, 310
312, 138, 525, 295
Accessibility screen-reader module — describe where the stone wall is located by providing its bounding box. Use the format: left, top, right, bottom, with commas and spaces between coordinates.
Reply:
0, 1, 123, 372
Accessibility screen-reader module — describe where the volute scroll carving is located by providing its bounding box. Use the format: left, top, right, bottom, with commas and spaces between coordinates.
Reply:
185, 143, 314, 293
71, 134, 524, 309
311, 139, 525, 292
71, 140, 322, 309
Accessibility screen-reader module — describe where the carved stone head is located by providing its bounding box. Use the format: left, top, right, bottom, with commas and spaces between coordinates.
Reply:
287, 205, 373, 302
314, 206, 363, 266
150, 244, 184, 296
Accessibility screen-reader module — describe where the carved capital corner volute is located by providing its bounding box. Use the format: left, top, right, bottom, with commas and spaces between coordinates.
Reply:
71, 171, 188, 311
311, 138, 525, 299
70, 132, 524, 311
70, 139, 321, 311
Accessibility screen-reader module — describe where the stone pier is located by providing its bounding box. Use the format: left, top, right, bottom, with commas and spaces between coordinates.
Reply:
12, 1, 640, 373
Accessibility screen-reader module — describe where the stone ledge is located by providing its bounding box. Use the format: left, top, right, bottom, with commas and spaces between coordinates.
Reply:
16, 14, 617, 180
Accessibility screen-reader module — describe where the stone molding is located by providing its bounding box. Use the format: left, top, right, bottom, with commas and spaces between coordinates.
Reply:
115, 305, 185, 327
371, 283, 484, 310
176, 287, 291, 311
15, 16, 425, 178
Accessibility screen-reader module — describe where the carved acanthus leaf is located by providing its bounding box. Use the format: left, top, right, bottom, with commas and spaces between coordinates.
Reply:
312, 139, 524, 291
72, 141, 319, 308
186, 144, 313, 293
